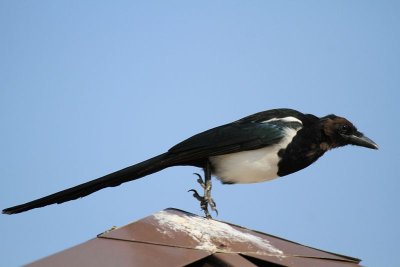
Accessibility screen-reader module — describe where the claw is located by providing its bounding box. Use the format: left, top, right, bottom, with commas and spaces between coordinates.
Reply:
189, 166, 218, 218
193, 173, 203, 181
208, 198, 217, 213
193, 173, 205, 188
188, 189, 203, 202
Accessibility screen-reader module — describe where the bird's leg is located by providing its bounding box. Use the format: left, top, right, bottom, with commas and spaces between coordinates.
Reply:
188, 160, 218, 218
203, 160, 218, 215
188, 174, 212, 218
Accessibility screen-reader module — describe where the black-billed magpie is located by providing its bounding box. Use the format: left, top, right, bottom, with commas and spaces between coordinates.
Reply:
3, 108, 378, 216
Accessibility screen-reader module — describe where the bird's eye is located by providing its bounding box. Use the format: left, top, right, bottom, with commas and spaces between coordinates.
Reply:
339, 125, 351, 134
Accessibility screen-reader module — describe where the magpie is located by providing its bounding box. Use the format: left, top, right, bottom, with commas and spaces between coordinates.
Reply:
2, 108, 378, 216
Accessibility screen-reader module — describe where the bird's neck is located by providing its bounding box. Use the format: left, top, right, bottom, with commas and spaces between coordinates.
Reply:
277, 126, 328, 177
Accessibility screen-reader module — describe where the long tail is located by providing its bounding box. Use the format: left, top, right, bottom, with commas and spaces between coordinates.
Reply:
3, 152, 173, 214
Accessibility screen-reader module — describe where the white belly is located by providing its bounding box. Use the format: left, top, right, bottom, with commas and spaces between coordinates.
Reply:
209, 127, 298, 184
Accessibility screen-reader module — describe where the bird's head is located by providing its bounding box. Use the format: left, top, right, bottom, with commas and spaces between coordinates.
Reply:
320, 115, 378, 150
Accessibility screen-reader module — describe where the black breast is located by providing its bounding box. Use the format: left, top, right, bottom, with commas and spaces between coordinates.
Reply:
277, 121, 327, 177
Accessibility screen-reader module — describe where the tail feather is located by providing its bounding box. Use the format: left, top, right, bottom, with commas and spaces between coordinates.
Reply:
3, 153, 172, 214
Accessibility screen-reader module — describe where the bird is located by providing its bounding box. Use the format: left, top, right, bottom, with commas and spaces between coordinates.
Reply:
2, 108, 378, 216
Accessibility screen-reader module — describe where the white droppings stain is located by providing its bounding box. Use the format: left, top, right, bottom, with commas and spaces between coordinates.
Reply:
152, 210, 284, 256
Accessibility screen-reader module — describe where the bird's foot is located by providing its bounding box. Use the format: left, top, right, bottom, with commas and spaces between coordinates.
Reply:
188, 173, 218, 218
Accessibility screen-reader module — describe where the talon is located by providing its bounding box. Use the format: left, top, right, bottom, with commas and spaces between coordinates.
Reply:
209, 198, 217, 209
189, 161, 218, 218
193, 173, 202, 180
212, 208, 218, 216
208, 198, 218, 214
193, 173, 205, 187
198, 179, 205, 188
188, 189, 204, 202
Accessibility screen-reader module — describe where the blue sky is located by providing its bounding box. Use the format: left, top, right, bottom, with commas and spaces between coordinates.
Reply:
1, 1, 398, 266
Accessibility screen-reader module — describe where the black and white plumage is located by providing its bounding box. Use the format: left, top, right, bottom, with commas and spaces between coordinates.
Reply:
2, 108, 378, 215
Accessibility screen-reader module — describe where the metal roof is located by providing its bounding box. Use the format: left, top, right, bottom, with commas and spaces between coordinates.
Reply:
26, 208, 362, 267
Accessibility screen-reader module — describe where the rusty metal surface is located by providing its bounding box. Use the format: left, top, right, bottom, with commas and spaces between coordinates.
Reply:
102, 208, 360, 262
26, 208, 362, 267
243, 254, 363, 267
27, 237, 210, 267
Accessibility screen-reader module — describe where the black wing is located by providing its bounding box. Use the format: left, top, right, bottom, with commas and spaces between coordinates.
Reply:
168, 109, 304, 165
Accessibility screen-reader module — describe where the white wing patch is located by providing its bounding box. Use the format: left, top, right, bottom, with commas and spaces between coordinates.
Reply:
262, 116, 303, 124
210, 117, 302, 184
